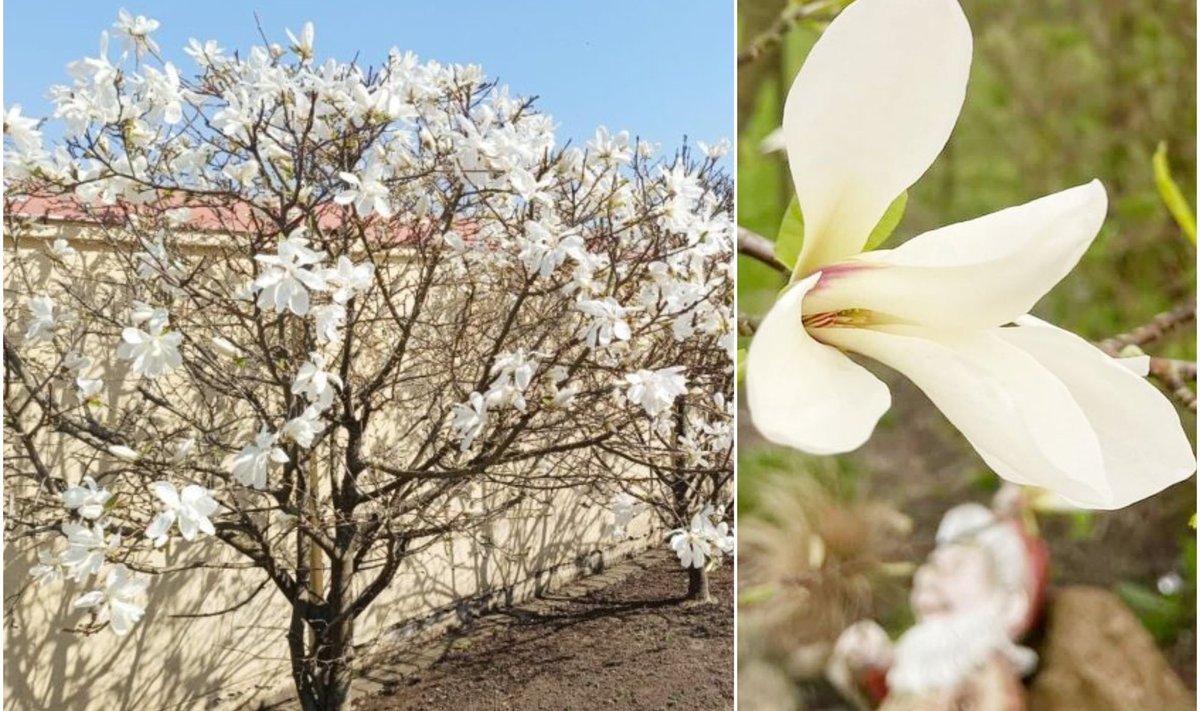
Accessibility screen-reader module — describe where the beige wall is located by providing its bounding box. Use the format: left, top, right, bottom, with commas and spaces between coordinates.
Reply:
3, 221, 663, 711
5, 488, 657, 711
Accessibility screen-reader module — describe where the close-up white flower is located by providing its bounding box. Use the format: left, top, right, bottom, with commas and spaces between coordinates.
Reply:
667, 505, 734, 571
623, 366, 689, 418
282, 406, 327, 449
29, 549, 63, 586
144, 481, 219, 546
113, 9, 161, 57
451, 392, 488, 452
334, 165, 393, 218
62, 476, 112, 520
72, 563, 148, 637
49, 238, 77, 259
325, 256, 376, 304
292, 352, 342, 411
253, 233, 328, 316
577, 297, 633, 349
24, 295, 58, 344
60, 521, 120, 582
210, 336, 243, 359
744, 0, 1196, 510
227, 429, 288, 490
117, 320, 183, 378
107, 444, 139, 461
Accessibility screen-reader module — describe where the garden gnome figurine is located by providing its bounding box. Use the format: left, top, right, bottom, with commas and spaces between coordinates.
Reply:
827, 489, 1049, 711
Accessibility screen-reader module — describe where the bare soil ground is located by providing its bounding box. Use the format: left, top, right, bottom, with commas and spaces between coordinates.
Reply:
353, 548, 734, 711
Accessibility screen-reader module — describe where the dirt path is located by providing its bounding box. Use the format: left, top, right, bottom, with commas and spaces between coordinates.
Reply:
353, 548, 734, 711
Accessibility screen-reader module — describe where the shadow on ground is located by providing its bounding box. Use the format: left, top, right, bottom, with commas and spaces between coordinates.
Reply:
353, 548, 734, 710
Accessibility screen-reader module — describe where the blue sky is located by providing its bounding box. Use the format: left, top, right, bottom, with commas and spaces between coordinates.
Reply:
3, 1, 733, 151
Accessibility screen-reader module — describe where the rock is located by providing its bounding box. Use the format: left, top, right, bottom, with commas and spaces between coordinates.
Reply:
1028, 586, 1194, 711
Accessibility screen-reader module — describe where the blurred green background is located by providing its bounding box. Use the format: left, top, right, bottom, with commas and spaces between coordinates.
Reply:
737, 0, 1198, 693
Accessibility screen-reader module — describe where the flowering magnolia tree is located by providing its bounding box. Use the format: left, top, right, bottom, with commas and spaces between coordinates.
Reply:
3, 14, 732, 711
604, 333, 736, 601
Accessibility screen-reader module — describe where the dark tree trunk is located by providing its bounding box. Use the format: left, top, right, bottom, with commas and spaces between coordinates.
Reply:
293, 613, 356, 711
686, 565, 712, 603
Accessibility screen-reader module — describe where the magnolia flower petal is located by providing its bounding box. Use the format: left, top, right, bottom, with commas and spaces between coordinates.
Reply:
820, 324, 1115, 506
806, 182, 1107, 328
73, 591, 106, 609
150, 480, 180, 508
746, 273, 892, 455
145, 512, 175, 543
998, 318, 1196, 508
784, 0, 971, 274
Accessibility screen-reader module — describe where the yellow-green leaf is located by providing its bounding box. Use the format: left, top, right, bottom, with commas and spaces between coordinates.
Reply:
866, 191, 908, 250
773, 198, 805, 269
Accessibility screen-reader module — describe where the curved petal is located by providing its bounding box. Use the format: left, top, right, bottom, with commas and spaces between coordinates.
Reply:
806, 182, 1107, 328
150, 480, 180, 509
784, 0, 972, 275
998, 318, 1196, 508
746, 273, 892, 455
818, 324, 1116, 507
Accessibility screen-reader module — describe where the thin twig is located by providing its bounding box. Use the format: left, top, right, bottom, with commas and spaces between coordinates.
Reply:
738, 0, 844, 67
1099, 303, 1196, 354
737, 226, 787, 273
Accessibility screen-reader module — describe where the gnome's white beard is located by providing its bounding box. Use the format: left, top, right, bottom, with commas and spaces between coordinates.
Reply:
887, 600, 1036, 696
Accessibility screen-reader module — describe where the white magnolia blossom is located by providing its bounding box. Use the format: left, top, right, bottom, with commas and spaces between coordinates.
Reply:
588, 126, 633, 165
518, 220, 582, 279
113, 8, 160, 57
576, 297, 632, 349
610, 493, 647, 539
107, 444, 139, 461
145, 481, 219, 546
72, 375, 100, 408
183, 38, 224, 67
451, 392, 488, 452
335, 165, 393, 218
117, 320, 183, 378
490, 350, 537, 391
745, 0, 1195, 509
62, 476, 111, 520
292, 352, 343, 411
285, 21, 315, 62
697, 138, 731, 160
49, 238, 77, 259
623, 366, 688, 418
4, 104, 42, 154
29, 549, 63, 586
311, 304, 346, 343
210, 336, 243, 359
62, 351, 92, 373
283, 406, 327, 448
60, 521, 121, 582
325, 256, 375, 304
227, 429, 288, 490
668, 505, 735, 570
509, 165, 552, 204
253, 233, 328, 316
129, 301, 167, 329
24, 295, 58, 343
72, 563, 148, 637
